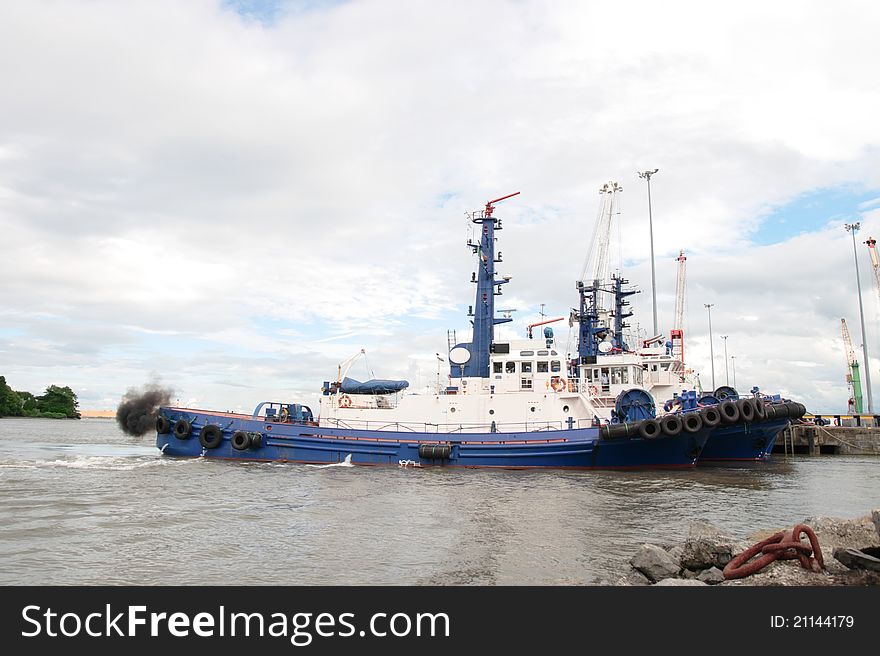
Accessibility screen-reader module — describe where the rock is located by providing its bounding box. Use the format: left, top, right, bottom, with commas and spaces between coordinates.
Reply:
630, 544, 681, 582
802, 515, 880, 554
833, 547, 880, 572
655, 578, 708, 586
681, 521, 744, 570
665, 544, 684, 566
615, 569, 652, 586
682, 568, 699, 580
872, 510, 880, 540
697, 566, 725, 584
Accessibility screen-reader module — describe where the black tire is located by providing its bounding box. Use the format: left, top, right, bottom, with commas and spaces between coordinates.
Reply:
764, 404, 778, 420
660, 414, 683, 436
638, 419, 662, 439
737, 398, 755, 422
173, 419, 192, 439
156, 416, 171, 434
682, 413, 703, 433
249, 432, 262, 448
700, 407, 721, 427
720, 400, 740, 424
753, 400, 767, 420
231, 430, 250, 451
199, 424, 223, 449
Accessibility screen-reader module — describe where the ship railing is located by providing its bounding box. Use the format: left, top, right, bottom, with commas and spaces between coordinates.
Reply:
317, 418, 594, 434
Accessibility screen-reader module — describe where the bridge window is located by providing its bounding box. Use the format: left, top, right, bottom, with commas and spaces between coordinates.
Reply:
551, 360, 561, 372
506, 361, 516, 374
537, 350, 549, 356
493, 362, 502, 374
537, 361, 548, 373
522, 361, 533, 373
520, 350, 534, 356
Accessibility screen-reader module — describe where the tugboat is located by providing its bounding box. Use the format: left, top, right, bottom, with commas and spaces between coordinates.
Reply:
155, 194, 714, 469
565, 274, 804, 461
567, 183, 803, 462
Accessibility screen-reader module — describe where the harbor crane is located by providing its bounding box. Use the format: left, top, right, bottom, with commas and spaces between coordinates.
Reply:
840, 319, 863, 414
867, 237, 880, 307
579, 182, 622, 311
670, 249, 687, 363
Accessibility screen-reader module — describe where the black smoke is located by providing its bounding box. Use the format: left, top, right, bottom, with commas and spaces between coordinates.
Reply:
116, 383, 174, 437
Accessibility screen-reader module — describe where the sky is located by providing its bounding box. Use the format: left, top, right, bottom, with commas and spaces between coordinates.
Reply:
1, 0, 879, 414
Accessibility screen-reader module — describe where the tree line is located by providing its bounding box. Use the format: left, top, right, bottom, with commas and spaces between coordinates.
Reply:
0, 376, 80, 419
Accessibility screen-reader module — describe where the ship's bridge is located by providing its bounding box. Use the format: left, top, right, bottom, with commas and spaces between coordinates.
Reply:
487, 339, 567, 394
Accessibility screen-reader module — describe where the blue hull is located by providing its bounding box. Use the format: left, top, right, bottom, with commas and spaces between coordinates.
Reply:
698, 418, 789, 463
156, 408, 712, 470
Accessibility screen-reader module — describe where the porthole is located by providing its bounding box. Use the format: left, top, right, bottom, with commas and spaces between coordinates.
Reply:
489, 409, 495, 415
450, 407, 456, 413
530, 406, 536, 412
563, 405, 570, 412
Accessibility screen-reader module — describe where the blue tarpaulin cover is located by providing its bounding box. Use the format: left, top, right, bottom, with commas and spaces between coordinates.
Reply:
341, 377, 409, 394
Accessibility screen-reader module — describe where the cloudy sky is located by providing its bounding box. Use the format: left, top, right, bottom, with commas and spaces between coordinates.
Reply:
1, 0, 879, 413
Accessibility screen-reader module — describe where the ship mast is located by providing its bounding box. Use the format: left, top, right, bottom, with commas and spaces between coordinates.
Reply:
449, 193, 518, 379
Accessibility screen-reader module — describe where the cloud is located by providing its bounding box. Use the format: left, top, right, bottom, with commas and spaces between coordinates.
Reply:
1, 0, 879, 413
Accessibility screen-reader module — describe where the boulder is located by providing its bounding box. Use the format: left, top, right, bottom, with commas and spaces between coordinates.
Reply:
681, 521, 745, 570
654, 578, 708, 586
615, 569, 652, 586
630, 544, 681, 582
697, 566, 725, 584
665, 544, 684, 567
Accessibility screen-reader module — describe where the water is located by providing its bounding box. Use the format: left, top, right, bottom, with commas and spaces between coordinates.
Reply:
1, 417, 878, 585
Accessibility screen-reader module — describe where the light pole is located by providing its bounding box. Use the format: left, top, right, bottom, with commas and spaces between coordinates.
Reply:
730, 355, 736, 389
705, 304, 715, 390
638, 168, 660, 336
721, 335, 729, 386
845, 223, 874, 413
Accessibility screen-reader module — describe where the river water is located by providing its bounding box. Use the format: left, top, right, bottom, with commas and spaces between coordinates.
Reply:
1, 417, 878, 585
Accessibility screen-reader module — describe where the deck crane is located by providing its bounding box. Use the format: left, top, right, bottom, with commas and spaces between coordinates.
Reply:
840, 319, 863, 414
670, 250, 687, 363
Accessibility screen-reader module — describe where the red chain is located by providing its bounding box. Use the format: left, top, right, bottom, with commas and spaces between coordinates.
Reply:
723, 524, 824, 580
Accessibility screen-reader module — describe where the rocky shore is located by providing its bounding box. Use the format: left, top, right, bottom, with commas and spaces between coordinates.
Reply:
614, 510, 880, 586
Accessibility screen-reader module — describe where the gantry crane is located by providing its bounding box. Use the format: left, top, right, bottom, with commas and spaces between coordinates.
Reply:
670, 250, 687, 363
841, 318, 863, 414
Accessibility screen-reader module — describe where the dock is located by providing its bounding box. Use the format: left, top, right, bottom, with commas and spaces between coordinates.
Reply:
775, 422, 880, 456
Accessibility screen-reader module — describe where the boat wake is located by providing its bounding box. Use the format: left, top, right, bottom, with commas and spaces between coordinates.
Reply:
306, 454, 354, 468
0, 454, 179, 472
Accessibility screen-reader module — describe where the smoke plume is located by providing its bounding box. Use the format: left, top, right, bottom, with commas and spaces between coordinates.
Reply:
116, 383, 174, 437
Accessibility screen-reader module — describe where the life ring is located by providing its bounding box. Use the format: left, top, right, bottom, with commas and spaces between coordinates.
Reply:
550, 377, 566, 392
588, 385, 598, 396
339, 395, 352, 408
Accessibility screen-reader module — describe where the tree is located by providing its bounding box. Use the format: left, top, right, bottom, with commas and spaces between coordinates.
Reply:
37, 385, 80, 418
16, 391, 38, 413
0, 376, 24, 417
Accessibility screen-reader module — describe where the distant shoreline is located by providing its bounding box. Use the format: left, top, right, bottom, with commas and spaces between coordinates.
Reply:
80, 410, 116, 419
